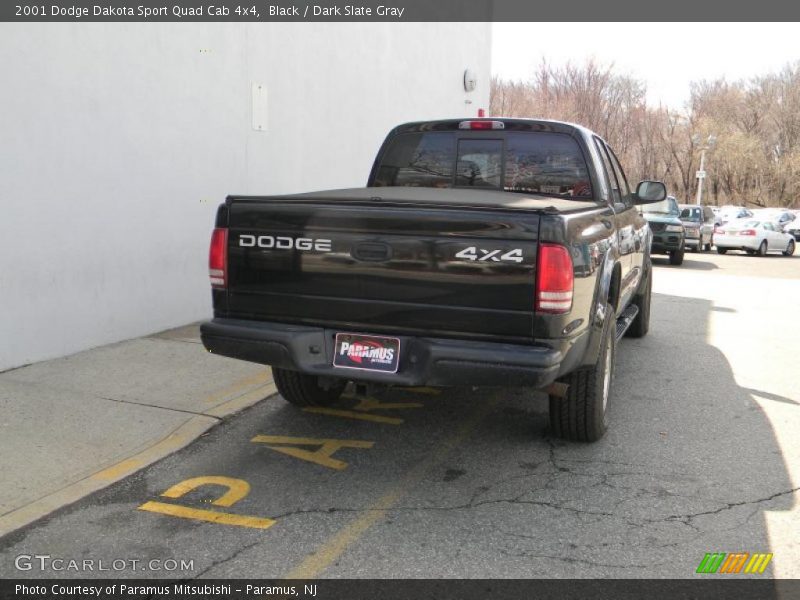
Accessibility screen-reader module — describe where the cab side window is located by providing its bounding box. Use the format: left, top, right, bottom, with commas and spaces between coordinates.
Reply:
593, 138, 620, 205
606, 146, 633, 207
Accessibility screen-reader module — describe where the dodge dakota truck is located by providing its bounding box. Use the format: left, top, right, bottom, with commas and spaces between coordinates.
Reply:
200, 118, 666, 442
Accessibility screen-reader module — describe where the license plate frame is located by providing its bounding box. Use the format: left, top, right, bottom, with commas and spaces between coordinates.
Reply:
332, 333, 401, 374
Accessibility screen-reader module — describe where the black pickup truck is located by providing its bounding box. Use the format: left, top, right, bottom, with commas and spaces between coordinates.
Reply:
201, 119, 666, 442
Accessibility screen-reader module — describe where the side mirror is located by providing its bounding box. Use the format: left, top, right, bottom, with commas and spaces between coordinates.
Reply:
634, 181, 667, 204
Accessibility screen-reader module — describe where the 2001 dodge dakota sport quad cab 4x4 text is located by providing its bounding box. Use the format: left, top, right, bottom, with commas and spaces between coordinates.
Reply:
201, 119, 666, 442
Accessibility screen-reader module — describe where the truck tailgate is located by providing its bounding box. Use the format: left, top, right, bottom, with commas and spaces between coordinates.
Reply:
224, 198, 539, 342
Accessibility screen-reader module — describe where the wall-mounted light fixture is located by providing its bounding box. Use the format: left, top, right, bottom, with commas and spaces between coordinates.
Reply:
463, 69, 477, 93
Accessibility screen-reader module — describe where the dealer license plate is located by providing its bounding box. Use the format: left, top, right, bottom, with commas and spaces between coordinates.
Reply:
333, 333, 400, 373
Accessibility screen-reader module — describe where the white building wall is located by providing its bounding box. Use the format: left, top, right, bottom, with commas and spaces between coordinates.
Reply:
0, 23, 491, 371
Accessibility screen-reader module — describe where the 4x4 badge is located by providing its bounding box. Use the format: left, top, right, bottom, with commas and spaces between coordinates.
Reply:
455, 246, 524, 263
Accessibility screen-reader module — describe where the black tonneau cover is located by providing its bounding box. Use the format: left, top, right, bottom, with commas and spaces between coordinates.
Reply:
230, 186, 599, 214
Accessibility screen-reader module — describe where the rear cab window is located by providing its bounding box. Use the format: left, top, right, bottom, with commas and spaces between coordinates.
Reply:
374, 132, 454, 188
681, 207, 702, 221
456, 139, 502, 187
373, 131, 593, 199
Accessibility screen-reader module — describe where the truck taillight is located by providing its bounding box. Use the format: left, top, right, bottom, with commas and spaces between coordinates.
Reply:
209, 228, 228, 288
536, 244, 574, 314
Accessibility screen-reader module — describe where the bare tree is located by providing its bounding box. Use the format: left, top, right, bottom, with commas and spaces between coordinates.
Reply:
491, 59, 800, 208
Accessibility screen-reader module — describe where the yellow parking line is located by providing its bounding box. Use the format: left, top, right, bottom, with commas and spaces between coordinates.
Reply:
349, 396, 424, 412
203, 372, 272, 404
204, 382, 276, 418
285, 396, 497, 579
400, 387, 442, 396
92, 458, 143, 481
138, 501, 275, 529
302, 407, 403, 425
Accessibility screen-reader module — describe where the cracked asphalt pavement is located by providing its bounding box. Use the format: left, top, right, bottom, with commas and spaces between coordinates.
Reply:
2, 252, 799, 578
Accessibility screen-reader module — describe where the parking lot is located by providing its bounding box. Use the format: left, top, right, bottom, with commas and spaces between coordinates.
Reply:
1, 251, 798, 579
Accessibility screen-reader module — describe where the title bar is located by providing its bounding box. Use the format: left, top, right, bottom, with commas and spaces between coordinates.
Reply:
3, 0, 800, 22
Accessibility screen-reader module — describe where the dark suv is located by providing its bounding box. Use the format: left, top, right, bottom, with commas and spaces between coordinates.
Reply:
641, 195, 685, 265
679, 203, 717, 252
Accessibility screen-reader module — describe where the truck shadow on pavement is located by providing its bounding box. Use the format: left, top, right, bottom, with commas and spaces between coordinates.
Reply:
652, 255, 719, 270
590, 292, 794, 577
0, 295, 793, 581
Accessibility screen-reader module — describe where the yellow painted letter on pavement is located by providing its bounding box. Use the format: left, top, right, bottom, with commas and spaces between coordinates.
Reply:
252, 435, 375, 470
137, 476, 275, 530
160, 475, 250, 507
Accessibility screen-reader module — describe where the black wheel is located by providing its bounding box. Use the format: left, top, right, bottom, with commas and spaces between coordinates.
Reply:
549, 303, 615, 443
669, 247, 684, 266
784, 240, 796, 256
625, 260, 651, 338
757, 240, 767, 256
272, 367, 346, 407
717, 247, 727, 255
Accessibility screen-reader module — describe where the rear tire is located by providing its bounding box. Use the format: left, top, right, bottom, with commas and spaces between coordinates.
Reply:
272, 367, 346, 407
717, 248, 727, 255
757, 241, 767, 256
549, 303, 615, 443
625, 261, 651, 338
784, 240, 796, 256
669, 247, 684, 265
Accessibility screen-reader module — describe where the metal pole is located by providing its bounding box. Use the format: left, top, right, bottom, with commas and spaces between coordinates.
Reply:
695, 148, 706, 205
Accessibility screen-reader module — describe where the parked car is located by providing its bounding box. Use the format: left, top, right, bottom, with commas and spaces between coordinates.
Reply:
201, 117, 668, 443
752, 208, 796, 228
784, 216, 800, 241
718, 206, 753, 224
715, 219, 796, 256
679, 204, 716, 252
640, 195, 685, 265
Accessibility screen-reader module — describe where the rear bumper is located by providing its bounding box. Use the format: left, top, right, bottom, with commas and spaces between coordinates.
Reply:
684, 230, 702, 247
714, 234, 760, 250
200, 318, 569, 388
